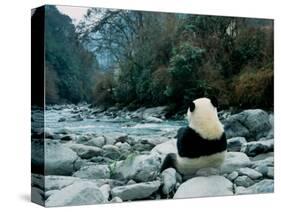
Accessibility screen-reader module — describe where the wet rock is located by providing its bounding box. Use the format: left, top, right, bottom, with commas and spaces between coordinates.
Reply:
161, 168, 177, 195
234, 176, 255, 187
73, 165, 110, 179
44, 141, 78, 175
100, 184, 110, 200
252, 156, 274, 168
103, 145, 121, 160
227, 171, 239, 181
65, 143, 103, 159
110, 197, 123, 203
77, 135, 105, 148
46, 181, 107, 207
227, 137, 247, 152
151, 140, 177, 156
111, 181, 161, 201
223, 109, 271, 141
220, 152, 252, 174
237, 167, 263, 180
241, 139, 274, 157
145, 116, 163, 123
111, 154, 161, 182
174, 176, 233, 199
235, 179, 274, 194
58, 117, 66, 122
196, 167, 220, 176
60, 135, 73, 141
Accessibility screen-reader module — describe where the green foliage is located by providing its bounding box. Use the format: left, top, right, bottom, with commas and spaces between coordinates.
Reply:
45, 6, 98, 104
166, 43, 205, 105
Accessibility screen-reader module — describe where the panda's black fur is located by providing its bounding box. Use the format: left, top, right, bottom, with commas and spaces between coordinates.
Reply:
160, 97, 227, 174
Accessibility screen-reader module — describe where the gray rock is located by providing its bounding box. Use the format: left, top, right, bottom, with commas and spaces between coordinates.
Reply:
237, 167, 263, 180
110, 197, 123, 203
223, 109, 271, 141
227, 171, 239, 181
252, 156, 274, 168
254, 165, 269, 176
60, 135, 74, 141
104, 133, 128, 145
46, 181, 107, 207
111, 154, 161, 182
267, 167, 274, 179
100, 184, 110, 200
78, 136, 105, 148
58, 117, 66, 122
174, 176, 233, 199
235, 179, 274, 194
144, 116, 163, 123
241, 139, 274, 157
103, 145, 121, 160
220, 152, 252, 174
161, 168, 177, 195
251, 152, 274, 161
45, 176, 79, 191
45, 190, 59, 199
43, 141, 78, 175
73, 165, 110, 179
227, 137, 247, 152
142, 106, 167, 119
234, 176, 255, 187
111, 181, 161, 201
196, 167, 220, 176
65, 143, 103, 159
151, 140, 177, 156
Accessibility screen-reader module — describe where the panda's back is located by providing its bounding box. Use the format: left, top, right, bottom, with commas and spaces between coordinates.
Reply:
175, 126, 227, 174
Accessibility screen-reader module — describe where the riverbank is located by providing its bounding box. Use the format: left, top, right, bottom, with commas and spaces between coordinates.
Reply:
31, 103, 274, 207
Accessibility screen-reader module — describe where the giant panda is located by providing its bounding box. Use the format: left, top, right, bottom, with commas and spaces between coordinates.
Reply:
160, 97, 227, 175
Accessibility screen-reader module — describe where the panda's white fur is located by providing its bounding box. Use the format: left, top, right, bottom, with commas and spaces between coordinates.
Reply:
173, 97, 226, 175
187, 97, 224, 140
175, 151, 226, 175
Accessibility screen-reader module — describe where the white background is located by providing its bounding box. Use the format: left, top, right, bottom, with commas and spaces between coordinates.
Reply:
0, 0, 279, 211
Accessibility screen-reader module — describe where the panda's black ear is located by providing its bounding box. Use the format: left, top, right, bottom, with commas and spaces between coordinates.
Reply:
210, 96, 218, 108
189, 102, 195, 112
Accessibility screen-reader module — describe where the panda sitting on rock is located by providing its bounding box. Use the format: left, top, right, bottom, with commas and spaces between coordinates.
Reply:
161, 97, 227, 175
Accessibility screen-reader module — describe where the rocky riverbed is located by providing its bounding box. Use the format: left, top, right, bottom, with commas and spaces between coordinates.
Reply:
31, 104, 274, 207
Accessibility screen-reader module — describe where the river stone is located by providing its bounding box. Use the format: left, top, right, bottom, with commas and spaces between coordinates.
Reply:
103, 145, 121, 160
78, 136, 105, 148
234, 176, 255, 187
46, 181, 107, 207
142, 106, 167, 119
100, 184, 111, 200
145, 116, 163, 123
266, 167, 274, 179
252, 156, 274, 168
65, 143, 103, 159
174, 176, 233, 199
161, 168, 177, 195
227, 171, 239, 181
44, 140, 78, 175
237, 167, 263, 180
44, 176, 80, 191
110, 197, 123, 203
223, 109, 271, 141
151, 140, 177, 156
111, 154, 161, 182
196, 167, 220, 176
241, 139, 274, 157
73, 165, 110, 179
111, 181, 161, 201
235, 179, 274, 194
227, 137, 247, 152
220, 152, 252, 174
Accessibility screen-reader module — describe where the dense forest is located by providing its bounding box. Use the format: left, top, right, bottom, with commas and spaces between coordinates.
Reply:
45, 6, 273, 112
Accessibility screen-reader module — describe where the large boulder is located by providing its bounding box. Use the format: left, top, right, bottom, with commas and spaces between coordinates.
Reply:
65, 143, 103, 159
220, 152, 252, 174
174, 176, 233, 199
42, 140, 78, 175
142, 106, 167, 119
237, 167, 263, 180
73, 165, 110, 179
223, 109, 271, 141
46, 181, 107, 207
241, 139, 274, 157
111, 181, 161, 201
111, 154, 161, 182
151, 140, 177, 156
